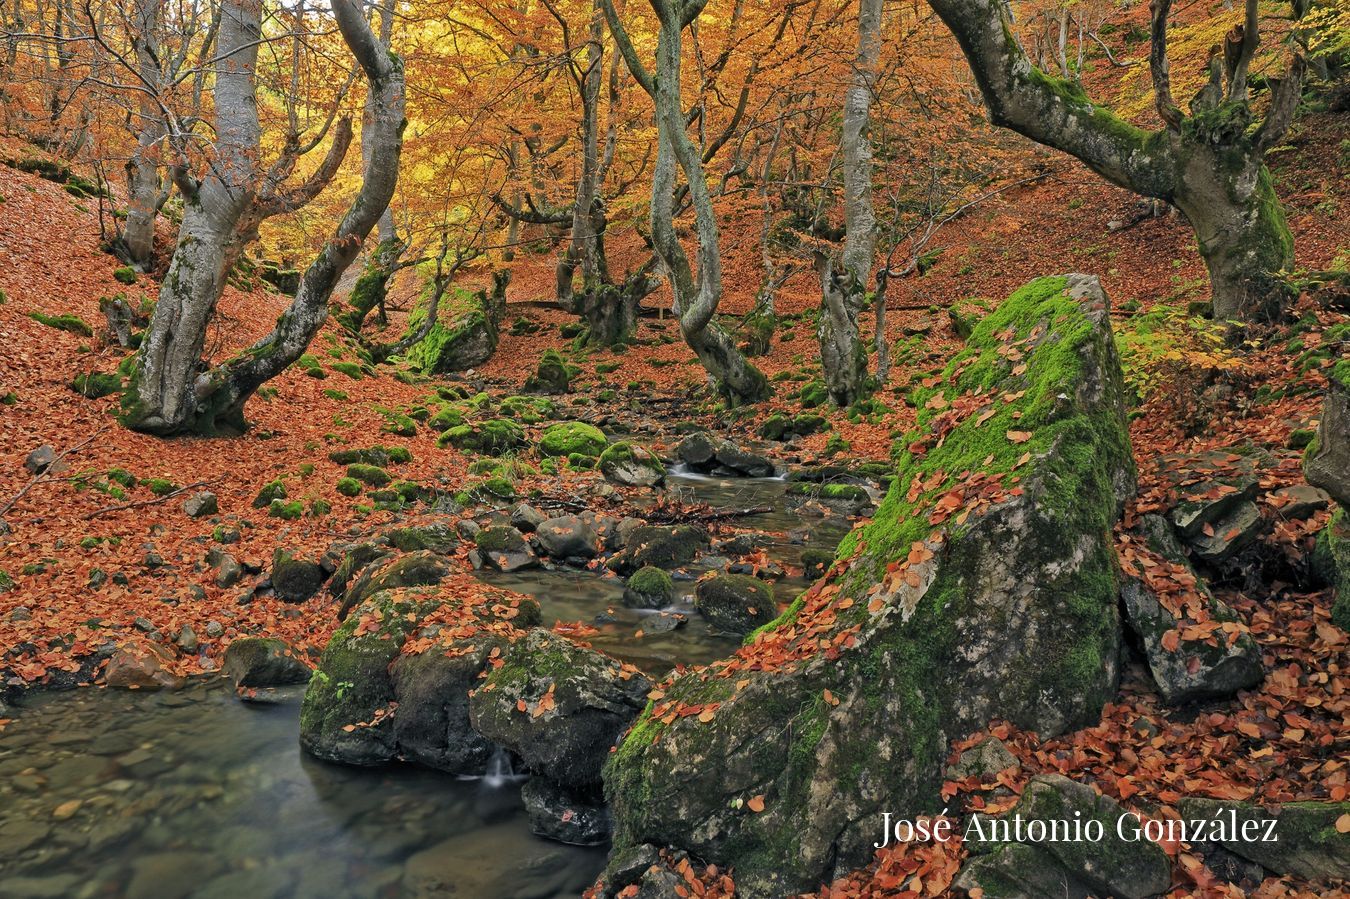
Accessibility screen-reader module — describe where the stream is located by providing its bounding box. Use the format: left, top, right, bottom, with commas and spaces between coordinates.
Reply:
0, 473, 854, 898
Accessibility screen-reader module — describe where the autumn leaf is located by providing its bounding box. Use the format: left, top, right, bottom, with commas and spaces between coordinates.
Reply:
746, 795, 765, 813
1005, 430, 1032, 444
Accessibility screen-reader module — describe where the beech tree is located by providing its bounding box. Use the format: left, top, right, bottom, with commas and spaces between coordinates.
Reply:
121, 0, 405, 435
817, 0, 881, 406
928, 0, 1307, 321
603, 0, 769, 404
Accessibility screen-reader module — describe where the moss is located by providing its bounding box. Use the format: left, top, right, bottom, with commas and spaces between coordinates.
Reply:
141, 477, 177, 496
28, 311, 93, 336
346, 464, 391, 487
322, 388, 349, 401
798, 380, 828, 408
627, 565, 674, 597
379, 409, 418, 437
328, 445, 410, 467
524, 348, 571, 393
70, 371, 122, 399
429, 405, 466, 431
252, 479, 287, 508
538, 421, 607, 457
335, 477, 362, 497
499, 395, 556, 424
112, 266, 137, 285
269, 499, 304, 520
438, 419, 526, 455
330, 361, 363, 379
1314, 509, 1350, 632
106, 468, 136, 488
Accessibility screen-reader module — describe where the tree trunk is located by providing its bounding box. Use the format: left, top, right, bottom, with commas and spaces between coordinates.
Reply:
819, 0, 881, 406
120, 0, 166, 267
926, 0, 1304, 322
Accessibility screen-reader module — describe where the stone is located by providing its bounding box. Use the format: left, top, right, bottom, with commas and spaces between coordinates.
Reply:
538, 421, 607, 457
607, 525, 708, 575
223, 637, 312, 687
1184, 500, 1262, 563
510, 503, 547, 533
603, 275, 1136, 896
534, 515, 599, 560
600, 442, 667, 487
337, 550, 453, 620
474, 526, 539, 572
204, 620, 224, 638
694, 573, 777, 635
712, 441, 775, 478
954, 842, 1094, 899
182, 491, 218, 518
174, 624, 198, 653
945, 736, 1020, 781
1119, 515, 1263, 704
23, 445, 54, 474
1164, 461, 1259, 540
1304, 366, 1349, 507
125, 851, 222, 899
522, 776, 611, 845
327, 542, 391, 597
623, 566, 676, 609
1266, 485, 1331, 521
104, 639, 183, 690
270, 548, 325, 603
388, 639, 507, 773
214, 553, 244, 589
1312, 508, 1350, 630
1178, 797, 1350, 882
676, 432, 719, 468
383, 521, 458, 553
469, 628, 650, 792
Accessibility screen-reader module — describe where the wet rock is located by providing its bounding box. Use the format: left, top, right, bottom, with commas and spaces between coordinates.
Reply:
1266, 484, 1330, 520
607, 525, 708, 575
0, 818, 51, 856
946, 736, 1020, 780
104, 639, 183, 690
643, 611, 687, 634
271, 548, 325, 603
23, 445, 54, 475
1178, 797, 1350, 881
182, 491, 218, 518
510, 503, 547, 533
475, 526, 539, 572
522, 776, 611, 845
961, 775, 1172, 899
224, 637, 312, 687
675, 432, 718, 468
786, 481, 873, 515
801, 548, 834, 579
338, 550, 453, 620
713, 441, 775, 478
623, 566, 676, 609
388, 640, 507, 773
694, 573, 777, 635
599, 442, 666, 487
0, 874, 81, 898
469, 628, 651, 792
1185, 500, 1262, 563
534, 515, 599, 560
1119, 515, 1263, 704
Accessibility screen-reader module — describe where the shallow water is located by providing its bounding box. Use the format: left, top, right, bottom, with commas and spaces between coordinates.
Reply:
0, 471, 855, 898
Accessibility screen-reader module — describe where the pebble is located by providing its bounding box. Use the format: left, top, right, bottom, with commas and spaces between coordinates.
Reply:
52, 799, 81, 819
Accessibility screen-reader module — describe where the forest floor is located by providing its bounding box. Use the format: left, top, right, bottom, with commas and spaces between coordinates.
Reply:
0, 103, 1347, 898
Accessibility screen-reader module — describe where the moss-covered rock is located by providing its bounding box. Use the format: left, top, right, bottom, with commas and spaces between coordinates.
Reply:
28, 311, 93, 336
70, 371, 122, 399
694, 573, 777, 635
538, 421, 608, 458
329, 445, 411, 467
346, 463, 391, 487
475, 526, 538, 572
335, 477, 362, 497
1178, 797, 1350, 882
602, 275, 1136, 895
499, 395, 556, 424
252, 479, 287, 509
607, 525, 708, 575
271, 548, 326, 603
1313, 508, 1350, 631
1304, 371, 1349, 508
438, 419, 526, 455
524, 348, 571, 394
409, 285, 504, 374
600, 442, 666, 488
224, 637, 313, 688
337, 551, 453, 621
623, 566, 676, 609
299, 584, 541, 771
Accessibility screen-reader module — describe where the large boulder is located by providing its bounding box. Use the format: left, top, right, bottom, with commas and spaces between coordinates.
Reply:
1304, 364, 1349, 507
533, 515, 600, 560
1118, 515, 1263, 703
337, 550, 452, 620
469, 628, 651, 793
607, 525, 708, 575
299, 581, 541, 770
410, 286, 503, 374
599, 442, 666, 488
1313, 508, 1350, 631
538, 421, 608, 458
675, 432, 775, 477
1178, 797, 1350, 882
602, 275, 1136, 896
694, 573, 777, 635
475, 526, 539, 572
223, 637, 312, 687
271, 548, 325, 603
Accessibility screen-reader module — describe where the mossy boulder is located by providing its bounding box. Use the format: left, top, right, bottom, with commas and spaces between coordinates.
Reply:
475, 526, 538, 572
1304, 371, 1349, 507
346, 463, 391, 487
785, 481, 872, 514
271, 548, 326, 603
224, 637, 313, 688
70, 371, 122, 399
439, 419, 526, 455
607, 525, 708, 575
1119, 514, 1262, 703
337, 551, 453, 621
409, 287, 503, 374
1177, 797, 1350, 881
600, 442, 666, 488
299, 584, 541, 771
524, 348, 571, 394
538, 421, 608, 458
252, 479, 287, 508
533, 515, 600, 561
329, 445, 412, 467
602, 275, 1136, 895
694, 573, 777, 635
1312, 508, 1350, 631
623, 566, 676, 609
500, 395, 556, 424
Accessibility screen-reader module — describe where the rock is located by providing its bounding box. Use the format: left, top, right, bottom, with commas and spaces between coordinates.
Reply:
607, 517, 644, 550
1164, 460, 1259, 539
104, 639, 183, 690
214, 553, 244, 589
801, 548, 834, 580
475, 526, 539, 572
9, 606, 32, 622
469, 628, 650, 792
174, 624, 198, 653
270, 548, 325, 603
23, 445, 54, 474
1304, 365, 1349, 507
954, 842, 1095, 899
414, 289, 503, 374
945, 736, 1020, 780
1185, 500, 1262, 563
182, 491, 218, 518
337, 550, 453, 620
1119, 515, 1263, 704
522, 776, 611, 845
607, 525, 708, 575
510, 503, 547, 533
1178, 797, 1350, 882
534, 515, 599, 560
125, 851, 222, 899
786, 481, 872, 514
600, 442, 667, 487
538, 421, 607, 457
962, 775, 1172, 899
675, 432, 718, 468
223, 637, 312, 687
383, 521, 458, 553
694, 573, 777, 635
1266, 484, 1331, 520
643, 611, 687, 634
1312, 508, 1350, 630
623, 566, 676, 609
439, 418, 527, 454
713, 441, 775, 478
602, 275, 1136, 895
525, 348, 571, 394
456, 518, 481, 541
204, 620, 224, 638
328, 542, 391, 597
300, 583, 541, 769
594, 843, 662, 898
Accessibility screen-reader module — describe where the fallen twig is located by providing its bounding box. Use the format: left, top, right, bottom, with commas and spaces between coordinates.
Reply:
0, 429, 107, 519
85, 479, 216, 519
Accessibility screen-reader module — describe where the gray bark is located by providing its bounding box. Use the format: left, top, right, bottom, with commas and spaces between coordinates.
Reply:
603, 0, 769, 405
819, 0, 881, 406
122, 0, 405, 435
928, 0, 1304, 321
121, 0, 167, 266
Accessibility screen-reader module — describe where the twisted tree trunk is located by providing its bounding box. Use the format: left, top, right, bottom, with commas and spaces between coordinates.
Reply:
121, 0, 168, 267
928, 0, 1303, 321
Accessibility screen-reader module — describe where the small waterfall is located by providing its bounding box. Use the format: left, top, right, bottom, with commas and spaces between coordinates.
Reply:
480, 746, 525, 789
